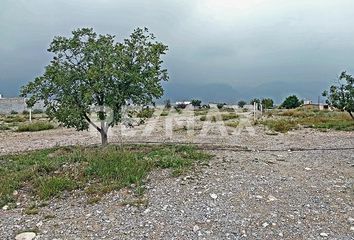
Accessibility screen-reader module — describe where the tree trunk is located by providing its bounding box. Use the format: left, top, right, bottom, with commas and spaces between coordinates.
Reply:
100, 121, 109, 145
100, 129, 108, 145
348, 111, 354, 120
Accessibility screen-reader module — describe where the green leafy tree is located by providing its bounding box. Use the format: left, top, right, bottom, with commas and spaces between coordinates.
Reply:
217, 103, 226, 109
21, 27, 169, 145
237, 100, 246, 108
261, 98, 274, 109
281, 95, 301, 109
191, 99, 202, 107
323, 71, 354, 120
250, 98, 260, 105
164, 99, 171, 109
250, 98, 261, 110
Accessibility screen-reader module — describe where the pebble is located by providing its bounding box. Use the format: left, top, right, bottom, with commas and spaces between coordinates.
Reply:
262, 222, 269, 228
193, 225, 200, 232
210, 193, 218, 199
15, 232, 36, 240
267, 195, 277, 202
2, 205, 8, 210
143, 208, 151, 214
351, 226, 354, 231
320, 232, 328, 237
348, 217, 354, 225
305, 167, 312, 171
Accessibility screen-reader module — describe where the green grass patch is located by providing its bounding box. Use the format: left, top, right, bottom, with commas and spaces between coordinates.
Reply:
0, 145, 211, 207
160, 109, 169, 116
221, 113, 239, 121
137, 108, 154, 118
4, 115, 26, 123
194, 109, 208, 116
261, 119, 299, 133
200, 116, 206, 121
0, 125, 10, 130
36, 176, 77, 199
225, 121, 239, 128
17, 122, 55, 132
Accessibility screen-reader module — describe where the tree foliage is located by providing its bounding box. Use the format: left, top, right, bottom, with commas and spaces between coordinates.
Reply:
237, 100, 246, 108
164, 99, 171, 109
191, 99, 202, 107
250, 98, 260, 105
261, 98, 274, 109
323, 71, 354, 120
21, 27, 169, 144
281, 95, 301, 109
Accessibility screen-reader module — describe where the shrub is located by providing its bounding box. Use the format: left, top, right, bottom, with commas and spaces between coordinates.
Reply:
22, 110, 30, 115
137, 108, 154, 118
262, 119, 299, 133
221, 113, 239, 121
225, 121, 239, 128
32, 109, 44, 114
174, 106, 182, 114
17, 122, 55, 132
164, 99, 171, 109
4, 115, 26, 123
0, 125, 10, 131
194, 109, 208, 116
160, 110, 169, 116
217, 103, 225, 109
10, 110, 18, 115
191, 99, 202, 107
238, 100, 246, 108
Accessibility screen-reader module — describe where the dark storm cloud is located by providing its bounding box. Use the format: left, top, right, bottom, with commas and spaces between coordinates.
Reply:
1, 0, 354, 102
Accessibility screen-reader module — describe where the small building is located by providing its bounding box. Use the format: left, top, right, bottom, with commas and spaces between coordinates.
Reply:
303, 100, 312, 105
302, 103, 329, 110
175, 101, 191, 106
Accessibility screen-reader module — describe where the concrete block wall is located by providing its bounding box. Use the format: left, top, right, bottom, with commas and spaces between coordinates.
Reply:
0, 98, 45, 114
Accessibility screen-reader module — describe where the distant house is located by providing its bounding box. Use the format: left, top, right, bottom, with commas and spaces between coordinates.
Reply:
175, 101, 191, 106
302, 102, 329, 110
303, 100, 312, 105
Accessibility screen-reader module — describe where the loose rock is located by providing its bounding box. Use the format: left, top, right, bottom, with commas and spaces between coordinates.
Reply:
15, 232, 36, 240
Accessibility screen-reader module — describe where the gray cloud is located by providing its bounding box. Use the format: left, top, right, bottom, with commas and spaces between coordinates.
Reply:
1, 0, 354, 102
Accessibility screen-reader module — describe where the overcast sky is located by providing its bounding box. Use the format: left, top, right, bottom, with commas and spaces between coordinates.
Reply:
1, 0, 354, 100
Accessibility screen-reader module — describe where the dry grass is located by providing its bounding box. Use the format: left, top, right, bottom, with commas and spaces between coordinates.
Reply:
261, 109, 354, 132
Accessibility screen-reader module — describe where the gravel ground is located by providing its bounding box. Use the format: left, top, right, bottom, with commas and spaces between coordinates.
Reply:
1, 112, 354, 239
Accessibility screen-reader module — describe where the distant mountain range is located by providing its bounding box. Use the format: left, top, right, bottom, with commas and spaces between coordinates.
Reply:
162, 80, 329, 105
2, 80, 330, 106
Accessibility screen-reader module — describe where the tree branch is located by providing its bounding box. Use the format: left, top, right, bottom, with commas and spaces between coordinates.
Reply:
84, 114, 101, 132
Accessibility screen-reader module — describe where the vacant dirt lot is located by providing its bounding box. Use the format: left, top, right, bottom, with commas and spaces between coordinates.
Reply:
1, 111, 353, 239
